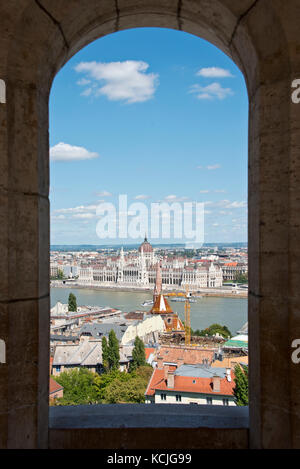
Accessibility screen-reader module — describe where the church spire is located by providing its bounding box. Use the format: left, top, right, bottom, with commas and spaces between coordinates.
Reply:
153, 261, 162, 300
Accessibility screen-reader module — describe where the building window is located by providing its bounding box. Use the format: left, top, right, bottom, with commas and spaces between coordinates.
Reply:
176, 395, 181, 402
223, 399, 229, 406
206, 397, 212, 405
160, 394, 166, 401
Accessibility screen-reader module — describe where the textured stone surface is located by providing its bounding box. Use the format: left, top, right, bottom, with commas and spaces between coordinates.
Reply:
0, 0, 300, 450
49, 427, 249, 450
50, 404, 249, 449
50, 403, 249, 428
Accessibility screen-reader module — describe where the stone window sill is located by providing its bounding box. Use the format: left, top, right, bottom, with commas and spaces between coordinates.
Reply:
49, 404, 249, 449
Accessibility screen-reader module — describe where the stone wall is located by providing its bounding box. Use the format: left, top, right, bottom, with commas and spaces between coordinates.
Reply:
0, 0, 300, 449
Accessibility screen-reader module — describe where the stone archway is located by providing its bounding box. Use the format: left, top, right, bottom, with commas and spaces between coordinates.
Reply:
0, 0, 300, 449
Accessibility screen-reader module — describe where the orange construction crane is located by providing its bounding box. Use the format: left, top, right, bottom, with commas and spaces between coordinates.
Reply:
165, 286, 192, 345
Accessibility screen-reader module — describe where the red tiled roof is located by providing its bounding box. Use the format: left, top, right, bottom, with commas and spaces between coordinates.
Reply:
145, 368, 235, 397
49, 356, 54, 374
49, 377, 63, 394
145, 347, 155, 360
158, 346, 215, 366
125, 312, 144, 320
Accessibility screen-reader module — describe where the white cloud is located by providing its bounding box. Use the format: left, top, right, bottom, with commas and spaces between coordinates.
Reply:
77, 78, 91, 86
81, 88, 93, 97
54, 204, 97, 214
96, 191, 112, 197
196, 67, 233, 78
227, 201, 247, 209
72, 213, 95, 219
50, 142, 99, 162
198, 164, 221, 170
207, 164, 221, 170
215, 189, 226, 193
135, 194, 151, 200
190, 82, 233, 100
199, 190, 210, 194
53, 203, 100, 221
164, 195, 189, 202
51, 214, 66, 220
75, 60, 159, 104
216, 200, 247, 209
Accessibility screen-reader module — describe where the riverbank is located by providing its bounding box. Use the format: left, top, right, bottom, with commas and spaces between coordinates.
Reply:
50, 281, 247, 298
51, 286, 248, 335
196, 292, 247, 298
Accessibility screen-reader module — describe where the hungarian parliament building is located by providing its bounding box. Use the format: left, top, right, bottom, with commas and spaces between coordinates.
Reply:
77, 237, 223, 290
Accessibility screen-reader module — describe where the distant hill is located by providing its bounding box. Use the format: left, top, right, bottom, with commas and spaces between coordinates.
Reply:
50, 242, 247, 252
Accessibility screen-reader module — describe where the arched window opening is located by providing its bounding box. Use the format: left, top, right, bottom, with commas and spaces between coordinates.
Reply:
49, 27, 248, 411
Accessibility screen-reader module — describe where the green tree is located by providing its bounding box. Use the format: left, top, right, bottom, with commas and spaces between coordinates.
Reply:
104, 378, 131, 403
57, 269, 64, 280
197, 323, 231, 338
104, 366, 153, 404
129, 336, 146, 372
68, 293, 77, 312
52, 365, 154, 406
93, 369, 124, 402
135, 365, 153, 381
233, 364, 248, 406
234, 273, 248, 284
102, 336, 109, 372
53, 368, 99, 405
108, 329, 120, 370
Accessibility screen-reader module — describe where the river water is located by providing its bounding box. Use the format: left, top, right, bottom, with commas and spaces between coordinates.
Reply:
51, 287, 247, 336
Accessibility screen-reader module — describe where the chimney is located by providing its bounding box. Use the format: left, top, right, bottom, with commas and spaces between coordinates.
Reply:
167, 371, 175, 388
157, 356, 163, 369
164, 364, 169, 380
212, 375, 221, 392
226, 368, 232, 382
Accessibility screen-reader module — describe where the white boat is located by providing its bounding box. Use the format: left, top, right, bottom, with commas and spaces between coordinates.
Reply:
170, 297, 197, 303
141, 300, 154, 306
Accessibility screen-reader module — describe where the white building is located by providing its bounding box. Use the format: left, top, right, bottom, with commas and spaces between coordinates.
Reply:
77, 237, 223, 290
145, 364, 236, 406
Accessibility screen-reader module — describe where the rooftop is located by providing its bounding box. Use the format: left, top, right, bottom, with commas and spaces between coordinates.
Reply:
145, 366, 235, 397
174, 364, 228, 379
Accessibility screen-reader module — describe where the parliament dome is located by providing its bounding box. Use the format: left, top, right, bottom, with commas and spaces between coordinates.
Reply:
139, 236, 153, 253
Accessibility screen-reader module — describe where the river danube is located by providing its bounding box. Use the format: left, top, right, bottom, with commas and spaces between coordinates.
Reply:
51, 287, 247, 335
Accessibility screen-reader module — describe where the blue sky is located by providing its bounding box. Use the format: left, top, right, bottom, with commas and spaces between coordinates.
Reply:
50, 27, 248, 246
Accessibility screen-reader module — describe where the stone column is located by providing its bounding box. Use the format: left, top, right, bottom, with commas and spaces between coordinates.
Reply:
0, 0, 67, 448
232, 0, 298, 449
